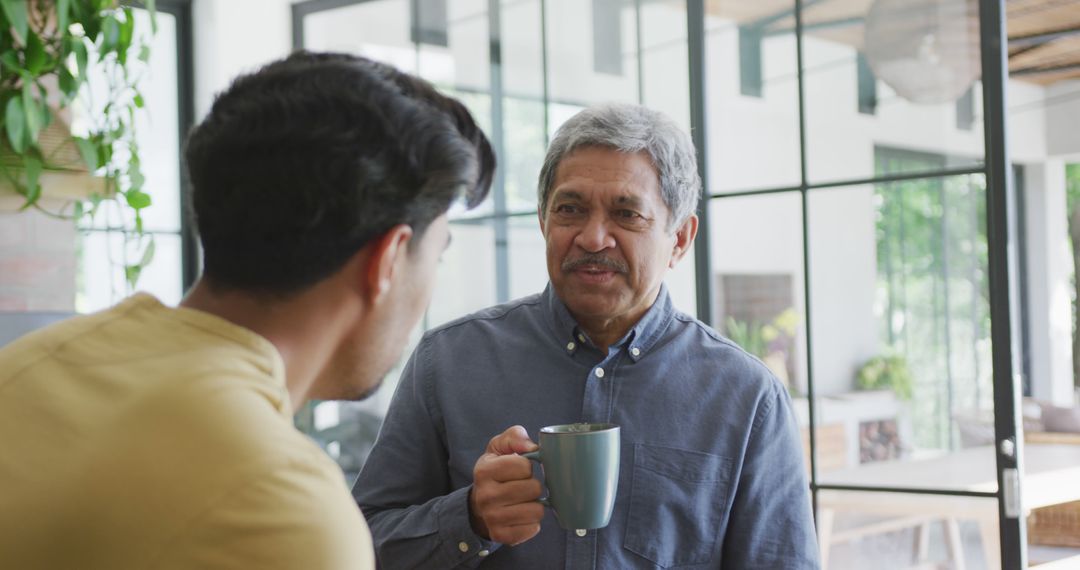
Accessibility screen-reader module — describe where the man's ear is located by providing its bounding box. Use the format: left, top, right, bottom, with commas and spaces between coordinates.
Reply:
537, 207, 546, 235
669, 214, 698, 268
364, 224, 414, 304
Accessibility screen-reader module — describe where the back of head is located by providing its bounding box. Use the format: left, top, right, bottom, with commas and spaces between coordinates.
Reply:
537, 103, 700, 230
185, 51, 495, 296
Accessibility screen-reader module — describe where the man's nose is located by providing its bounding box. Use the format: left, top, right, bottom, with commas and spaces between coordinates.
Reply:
574, 214, 616, 253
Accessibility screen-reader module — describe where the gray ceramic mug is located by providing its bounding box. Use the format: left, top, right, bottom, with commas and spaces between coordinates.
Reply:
522, 423, 620, 531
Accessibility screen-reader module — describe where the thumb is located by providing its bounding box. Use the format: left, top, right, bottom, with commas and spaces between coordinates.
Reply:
487, 425, 538, 456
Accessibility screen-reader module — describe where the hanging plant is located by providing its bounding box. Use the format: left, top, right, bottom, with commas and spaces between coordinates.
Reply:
0, 0, 156, 287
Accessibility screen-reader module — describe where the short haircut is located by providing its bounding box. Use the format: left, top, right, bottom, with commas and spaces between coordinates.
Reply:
537, 103, 700, 231
185, 51, 495, 295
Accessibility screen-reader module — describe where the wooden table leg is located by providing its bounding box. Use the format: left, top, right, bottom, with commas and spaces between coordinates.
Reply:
944, 518, 966, 570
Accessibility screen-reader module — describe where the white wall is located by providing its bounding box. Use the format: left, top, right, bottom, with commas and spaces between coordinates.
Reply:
193, 0, 294, 119
1046, 80, 1080, 157
1023, 160, 1075, 406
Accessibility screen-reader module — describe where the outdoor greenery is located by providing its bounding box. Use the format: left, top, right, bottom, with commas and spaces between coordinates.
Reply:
874, 149, 992, 450
856, 354, 914, 400
0, 0, 155, 286
724, 308, 800, 394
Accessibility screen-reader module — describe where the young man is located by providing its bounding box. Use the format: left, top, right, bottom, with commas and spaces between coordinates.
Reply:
0, 52, 494, 569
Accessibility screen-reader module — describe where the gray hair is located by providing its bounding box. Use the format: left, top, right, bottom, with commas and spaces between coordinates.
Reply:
537, 103, 701, 231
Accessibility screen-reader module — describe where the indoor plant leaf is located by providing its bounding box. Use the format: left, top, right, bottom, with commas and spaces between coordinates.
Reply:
25, 30, 46, 74
23, 153, 41, 203
0, 0, 29, 45
4, 95, 25, 153
21, 81, 42, 144
57, 0, 72, 34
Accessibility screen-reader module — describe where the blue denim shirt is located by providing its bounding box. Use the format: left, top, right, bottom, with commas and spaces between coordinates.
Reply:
354, 285, 819, 569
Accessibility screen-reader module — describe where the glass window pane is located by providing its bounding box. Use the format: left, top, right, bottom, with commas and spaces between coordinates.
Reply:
0, 210, 77, 312
303, 0, 498, 219
135, 9, 181, 234
818, 490, 1000, 569
304, 0, 416, 71
709, 193, 807, 395
641, 0, 690, 132
77, 231, 182, 312
803, 0, 985, 184
135, 233, 183, 306
705, 1, 802, 193
507, 215, 548, 300
546, 0, 640, 109
807, 175, 995, 490
75, 8, 179, 233
427, 219, 497, 327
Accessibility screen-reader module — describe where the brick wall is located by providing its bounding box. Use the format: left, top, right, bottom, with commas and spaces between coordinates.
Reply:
0, 208, 77, 312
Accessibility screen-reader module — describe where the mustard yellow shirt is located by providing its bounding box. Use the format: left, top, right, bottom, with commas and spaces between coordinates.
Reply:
0, 294, 374, 569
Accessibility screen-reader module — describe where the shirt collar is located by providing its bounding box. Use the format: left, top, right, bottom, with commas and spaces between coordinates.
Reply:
543, 283, 674, 362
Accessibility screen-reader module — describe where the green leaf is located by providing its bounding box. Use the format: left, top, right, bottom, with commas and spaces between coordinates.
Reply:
101, 15, 120, 56
82, 12, 100, 41
133, 92, 144, 108
73, 40, 88, 79
22, 154, 42, 207
0, 50, 24, 73
119, 7, 135, 51
0, 0, 28, 45
144, 0, 157, 34
21, 82, 41, 144
25, 30, 45, 74
4, 95, 25, 153
139, 238, 155, 267
129, 167, 145, 191
74, 136, 99, 170
125, 190, 151, 210
137, 44, 150, 63
57, 0, 71, 33
124, 264, 141, 286
58, 67, 77, 101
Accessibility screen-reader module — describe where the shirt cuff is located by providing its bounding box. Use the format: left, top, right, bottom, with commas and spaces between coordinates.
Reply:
434, 485, 501, 568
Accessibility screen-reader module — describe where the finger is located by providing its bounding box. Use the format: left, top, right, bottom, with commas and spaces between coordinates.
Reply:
483, 500, 546, 529
472, 477, 543, 511
486, 425, 538, 456
476, 454, 535, 483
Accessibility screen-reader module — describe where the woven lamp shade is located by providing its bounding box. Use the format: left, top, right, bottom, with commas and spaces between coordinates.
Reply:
864, 0, 982, 104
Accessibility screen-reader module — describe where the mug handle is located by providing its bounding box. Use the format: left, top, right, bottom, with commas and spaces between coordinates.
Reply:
521, 451, 551, 507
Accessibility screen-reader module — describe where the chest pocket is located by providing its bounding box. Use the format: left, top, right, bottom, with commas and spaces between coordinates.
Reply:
623, 444, 732, 568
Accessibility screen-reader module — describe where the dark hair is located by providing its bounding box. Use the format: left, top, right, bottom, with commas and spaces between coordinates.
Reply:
184, 51, 494, 295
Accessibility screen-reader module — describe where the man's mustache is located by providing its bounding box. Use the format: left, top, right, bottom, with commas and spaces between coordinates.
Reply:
562, 254, 628, 273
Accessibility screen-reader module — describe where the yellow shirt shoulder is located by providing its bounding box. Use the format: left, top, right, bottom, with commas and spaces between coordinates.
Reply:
0, 294, 374, 569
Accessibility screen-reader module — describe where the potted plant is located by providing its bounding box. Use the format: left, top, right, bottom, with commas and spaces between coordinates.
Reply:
0, 0, 156, 286
855, 353, 914, 401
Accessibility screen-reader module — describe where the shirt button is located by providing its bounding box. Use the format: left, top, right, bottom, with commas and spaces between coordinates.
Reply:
576, 529, 588, 537
567, 341, 575, 351
478, 550, 490, 557
458, 541, 470, 553
594, 368, 604, 378
578, 334, 586, 342
630, 347, 641, 356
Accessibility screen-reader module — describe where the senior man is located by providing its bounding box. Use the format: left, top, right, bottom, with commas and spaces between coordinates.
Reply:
354, 103, 819, 569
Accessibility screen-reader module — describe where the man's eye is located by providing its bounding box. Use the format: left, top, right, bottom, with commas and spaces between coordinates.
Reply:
554, 204, 581, 215
616, 209, 642, 219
